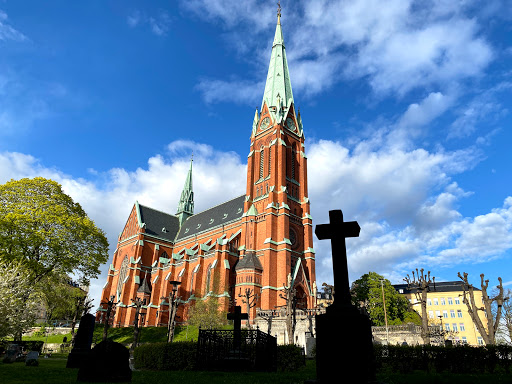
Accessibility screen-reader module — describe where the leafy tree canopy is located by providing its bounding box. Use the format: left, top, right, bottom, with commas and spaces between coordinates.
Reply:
0, 177, 109, 284
351, 271, 421, 326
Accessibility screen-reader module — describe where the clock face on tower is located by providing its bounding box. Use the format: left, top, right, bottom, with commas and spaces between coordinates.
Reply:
286, 117, 296, 132
260, 117, 270, 131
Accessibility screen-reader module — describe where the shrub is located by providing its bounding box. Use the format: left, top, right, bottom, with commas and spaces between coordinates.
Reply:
134, 341, 197, 371
276, 344, 305, 371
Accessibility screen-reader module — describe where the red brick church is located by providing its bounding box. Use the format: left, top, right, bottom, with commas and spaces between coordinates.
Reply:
98, 10, 317, 327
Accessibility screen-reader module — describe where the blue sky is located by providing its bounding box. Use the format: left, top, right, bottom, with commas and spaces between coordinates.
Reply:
1, 0, 511, 308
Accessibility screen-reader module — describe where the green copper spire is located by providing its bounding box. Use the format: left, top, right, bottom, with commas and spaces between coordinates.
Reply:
261, 5, 294, 115
176, 157, 194, 226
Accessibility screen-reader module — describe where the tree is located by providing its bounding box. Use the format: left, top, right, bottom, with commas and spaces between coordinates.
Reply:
188, 298, 227, 329
494, 289, 511, 344
351, 272, 420, 327
458, 272, 506, 345
0, 260, 40, 340
0, 177, 109, 283
404, 269, 435, 344
40, 274, 85, 322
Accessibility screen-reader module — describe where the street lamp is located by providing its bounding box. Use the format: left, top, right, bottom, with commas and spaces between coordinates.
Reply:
438, 315, 446, 345
380, 280, 389, 345
167, 280, 181, 343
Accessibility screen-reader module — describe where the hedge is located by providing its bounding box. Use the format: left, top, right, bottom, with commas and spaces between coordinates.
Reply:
133, 342, 197, 371
374, 344, 512, 374
134, 342, 306, 372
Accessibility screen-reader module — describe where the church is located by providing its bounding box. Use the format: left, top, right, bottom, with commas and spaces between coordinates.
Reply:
98, 9, 317, 328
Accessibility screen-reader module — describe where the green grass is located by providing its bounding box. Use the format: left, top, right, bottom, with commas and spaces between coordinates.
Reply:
2, 356, 512, 384
0, 356, 316, 384
15, 324, 218, 345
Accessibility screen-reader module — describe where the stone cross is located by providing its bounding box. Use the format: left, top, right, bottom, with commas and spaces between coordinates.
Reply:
315, 209, 360, 307
227, 305, 248, 350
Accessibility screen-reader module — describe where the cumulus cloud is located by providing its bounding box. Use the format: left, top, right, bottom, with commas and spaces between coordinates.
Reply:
185, 0, 494, 103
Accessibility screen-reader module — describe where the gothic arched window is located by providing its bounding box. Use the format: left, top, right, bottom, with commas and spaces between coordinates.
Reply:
291, 144, 297, 180
259, 146, 264, 179
205, 264, 213, 294
268, 146, 271, 176
116, 256, 129, 297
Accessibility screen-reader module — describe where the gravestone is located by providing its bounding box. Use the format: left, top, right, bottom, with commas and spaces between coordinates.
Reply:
25, 351, 39, 366
315, 210, 376, 383
3, 344, 21, 363
227, 305, 248, 351
77, 340, 131, 383
66, 313, 95, 368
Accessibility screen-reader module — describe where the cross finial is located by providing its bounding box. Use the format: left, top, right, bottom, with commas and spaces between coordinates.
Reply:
277, 1, 281, 24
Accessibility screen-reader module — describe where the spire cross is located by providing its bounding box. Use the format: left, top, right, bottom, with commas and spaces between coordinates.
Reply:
315, 210, 360, 307
277, 1, 281, 22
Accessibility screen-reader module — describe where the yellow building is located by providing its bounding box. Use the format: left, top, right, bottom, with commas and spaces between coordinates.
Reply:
394, 281, 489, 346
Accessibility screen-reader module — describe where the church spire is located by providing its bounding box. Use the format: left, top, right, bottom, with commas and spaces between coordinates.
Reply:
261, 2, 293, 114
176, 156, 194, 226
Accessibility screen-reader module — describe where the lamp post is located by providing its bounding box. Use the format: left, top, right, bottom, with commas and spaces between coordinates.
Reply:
167, 280, 181, 343
438, 315, 445, 345
380, 280, 389, 345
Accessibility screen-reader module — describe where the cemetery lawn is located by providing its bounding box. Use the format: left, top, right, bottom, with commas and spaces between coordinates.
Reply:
2, 357, 512, 384
0, 356, 316, 384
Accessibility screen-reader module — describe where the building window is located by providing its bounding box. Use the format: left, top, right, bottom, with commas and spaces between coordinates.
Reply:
259, 146, 264, 179
459, 323, 465, 332
452, 323, 458, 332
427, 298, 432, 306
457, 309, 463, 318
477, 337, 484, 345
116, 256, 129, 297
448, 297, 453, 305
291, 146, 296, 180
268, 146, 271, 176
462, 337, 467, 344
433, 298, 438, 305
445, 323, 450, 331
443, 310, 448, 318
440, 298, 445, 305
435, 310, 440, 318
428, 311, 434, 318
455, 297, 460, 305
450, 309, 455, 318
205, 264, 213, 295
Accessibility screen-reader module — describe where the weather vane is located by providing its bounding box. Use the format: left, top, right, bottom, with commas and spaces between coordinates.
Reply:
277, 1, 281, 19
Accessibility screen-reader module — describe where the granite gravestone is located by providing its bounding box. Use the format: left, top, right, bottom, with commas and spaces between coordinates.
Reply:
66, 313, 95, 368
25, 351, 39, 366
315, 210, 376, 384
76, 340, 131, 383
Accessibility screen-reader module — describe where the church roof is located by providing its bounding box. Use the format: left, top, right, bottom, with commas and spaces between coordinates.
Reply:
138, 204, 180, 242
176, 194, 245, 241
235, 251, 263, 271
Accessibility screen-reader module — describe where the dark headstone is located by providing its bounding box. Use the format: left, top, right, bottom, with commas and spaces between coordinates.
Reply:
315, 210, 377, 384
3, 344, 21, 363
77, 340, 131, 383
25, 351, 39, 366
66, 313, 95, 368
227, 306, 248, 351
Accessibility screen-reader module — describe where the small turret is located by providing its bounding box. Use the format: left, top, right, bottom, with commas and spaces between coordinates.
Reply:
176, 157, 194, 226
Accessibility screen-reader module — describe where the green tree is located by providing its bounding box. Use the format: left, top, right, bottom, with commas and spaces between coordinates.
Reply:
0, 177, 109, 284
0, 260, 40, 340
40, 274, 86, 322
351, 271, 420, 326
187, 298, 227, 329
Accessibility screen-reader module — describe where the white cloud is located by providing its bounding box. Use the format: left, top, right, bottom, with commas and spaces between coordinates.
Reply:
0, 10, 27, 42
126, 9, 171, 36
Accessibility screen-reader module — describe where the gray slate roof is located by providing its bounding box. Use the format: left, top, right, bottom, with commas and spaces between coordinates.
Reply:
176, 195, 245, 241
235, 251, 263, 271
393, 281, 480, 294
138, 205, 180, 242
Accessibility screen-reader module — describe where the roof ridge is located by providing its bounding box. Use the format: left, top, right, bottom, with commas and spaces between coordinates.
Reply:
183, 194, 245, 220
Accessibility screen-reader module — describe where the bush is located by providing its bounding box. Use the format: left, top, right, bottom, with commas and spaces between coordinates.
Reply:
134, 341, 197, 371
374, 344, 512, 375
276, 344, 305, 371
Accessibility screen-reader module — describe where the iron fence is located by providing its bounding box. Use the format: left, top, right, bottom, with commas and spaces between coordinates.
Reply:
196, 328, 277, 372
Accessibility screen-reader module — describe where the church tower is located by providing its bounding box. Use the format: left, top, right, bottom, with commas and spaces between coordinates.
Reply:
176, 158, 194, 226
239, 7, 316, 318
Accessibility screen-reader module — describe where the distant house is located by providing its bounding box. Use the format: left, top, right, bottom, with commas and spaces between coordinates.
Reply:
393, 281, 488, 346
